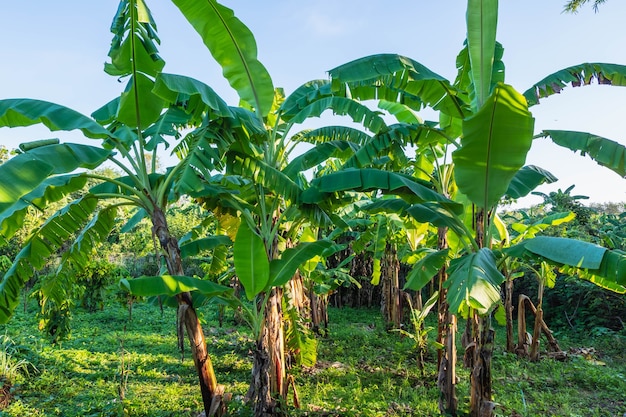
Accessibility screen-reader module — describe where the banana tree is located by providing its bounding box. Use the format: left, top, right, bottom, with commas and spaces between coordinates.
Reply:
0, 0, 270, 414
317, 1, 626, 415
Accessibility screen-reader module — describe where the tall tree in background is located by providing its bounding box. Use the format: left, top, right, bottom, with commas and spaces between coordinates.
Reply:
563, 0, 608, 12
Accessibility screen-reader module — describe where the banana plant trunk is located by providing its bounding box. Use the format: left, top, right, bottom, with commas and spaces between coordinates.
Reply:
250, 287, 287, 416
465, 209, 495, 417
516, 295, 562, 357
530, 280, 545, 362
436, 227, 457, 415
381, 243, 402, 329
466, 313, 495, 417
151, 207, 226, 417
309, 286, 329, 335
504, 273, 515, 353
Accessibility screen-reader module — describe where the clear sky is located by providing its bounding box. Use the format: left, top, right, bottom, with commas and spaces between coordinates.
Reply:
1, 1, 625, 207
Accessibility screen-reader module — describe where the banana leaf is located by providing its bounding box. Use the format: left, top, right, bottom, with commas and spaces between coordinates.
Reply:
506, 165, 558, 199
269, 240, 333, 287
0, 174, 88, 241
453, 83, 534, 209
404, 249, 449, 291
524, 63, 626, 106
445, 248, 504, 316
541, 130, 626, 177
171, 0, 274, 117
180, 235, 232, 258
0, 99, 112, 139
0, 144, 111, 215
302, 168, 463, 214
466, 0, 498, 109
283, 140, 359, 178
120, 274, 232, 298
233, 220, 269, 300
328, 54, 466, 119
154, 73, 233, 118
0, 196, 99, 323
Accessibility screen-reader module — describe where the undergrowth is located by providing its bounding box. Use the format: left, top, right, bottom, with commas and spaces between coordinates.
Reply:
0, 295, 624, 416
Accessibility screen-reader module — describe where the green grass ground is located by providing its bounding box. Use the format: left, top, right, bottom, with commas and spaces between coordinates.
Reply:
0, 299, 624, 416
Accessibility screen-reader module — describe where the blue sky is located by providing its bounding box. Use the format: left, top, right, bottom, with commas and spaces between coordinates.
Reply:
1, 1, 625, 207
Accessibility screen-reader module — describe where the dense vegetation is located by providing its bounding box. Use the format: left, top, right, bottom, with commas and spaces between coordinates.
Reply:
1, 1, 626, 417
0, 287, 625, 417
1, 201, 625, 416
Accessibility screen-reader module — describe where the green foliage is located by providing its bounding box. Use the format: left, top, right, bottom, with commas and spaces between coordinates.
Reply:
171, 0, 274, 118
283, 302, 317, 368
453, 83, 535, 210
392, 292, 442, 375
532, 185, 594, 229
0, 334, 36, 387
35, 297, 73, 344
517, 274, 626, 331
75, 259, 129, 312
563, 0, 608, 12
0, 300, 623, 416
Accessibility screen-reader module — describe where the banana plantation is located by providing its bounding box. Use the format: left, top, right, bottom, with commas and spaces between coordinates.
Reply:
0, 1, 625, 416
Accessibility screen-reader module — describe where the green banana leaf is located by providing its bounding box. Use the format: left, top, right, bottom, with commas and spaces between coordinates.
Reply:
524, 63, 626, 107
226, 151, 301, 204
0, 196, 99, 323
0, 174, 88, 242
171, 0, 274, 117
59, 206, 118, 271
406, 203, 468, 241
511, 212, 576, 241
233, 220, 269, 300
287, 96, 387, 134
120, 274, 232, 298
506, 165, 558, 199
284, 305, 318, 367
106, 0, 165, 77
117, 72, 165, 128
283, 140, 359, 178
362, 198, 411, 215
291, 126, 371, 147
269, 240, 333, 287
377, 100, 422, 125
328, 54, 466, 119
525, 236, 605, 269
302, 168, 463, 214
120, 208, 148, 233
541, 130, 626, 177
0, 144, 111, 215
154, 73, 233, 118
453, 83, 535, 209
506, 236, 626, 293
342, 124, 428, 169
143, 108, 193, 151
280, 79, 332, 120
0, 99, 113, 139
466, 0, 498, 109
179, 235, 232, 258
445, 248, 504, 316
404, 249, 450, 291
172, 126, 237, 196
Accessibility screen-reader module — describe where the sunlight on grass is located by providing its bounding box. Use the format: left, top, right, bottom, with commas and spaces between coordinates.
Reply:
0, 299, 624, 416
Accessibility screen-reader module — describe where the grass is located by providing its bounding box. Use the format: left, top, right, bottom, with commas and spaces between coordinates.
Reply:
0, 296, 625, 416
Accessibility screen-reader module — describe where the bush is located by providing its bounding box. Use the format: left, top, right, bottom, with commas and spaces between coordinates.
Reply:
75, 259, 129, 312
514, 274, 626, 331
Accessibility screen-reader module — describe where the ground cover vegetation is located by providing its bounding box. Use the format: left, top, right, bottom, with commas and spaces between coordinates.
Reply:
1, 0, 626, 416
0, 286, 624, 417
